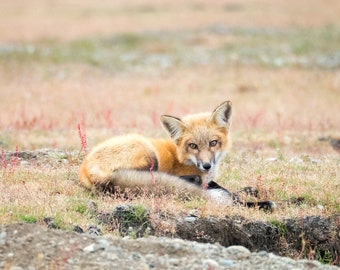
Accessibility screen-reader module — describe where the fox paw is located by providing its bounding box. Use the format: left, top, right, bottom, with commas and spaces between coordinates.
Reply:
179, 175, 202, 186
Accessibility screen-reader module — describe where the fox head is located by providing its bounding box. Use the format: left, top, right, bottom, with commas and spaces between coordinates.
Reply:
161, 101, 232, 173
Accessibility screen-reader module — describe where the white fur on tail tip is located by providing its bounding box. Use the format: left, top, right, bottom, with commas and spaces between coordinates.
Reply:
206, 189, 234, 205
268, 201, 277, 209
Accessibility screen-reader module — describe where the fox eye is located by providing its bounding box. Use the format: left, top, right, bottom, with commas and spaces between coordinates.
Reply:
209, 140, 218, 147
188, 143, 198, 150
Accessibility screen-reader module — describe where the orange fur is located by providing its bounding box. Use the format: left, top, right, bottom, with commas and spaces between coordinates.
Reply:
79, 101, 232, 199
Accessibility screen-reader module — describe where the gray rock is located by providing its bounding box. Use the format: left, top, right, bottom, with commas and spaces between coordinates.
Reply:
0, 223, 338, 270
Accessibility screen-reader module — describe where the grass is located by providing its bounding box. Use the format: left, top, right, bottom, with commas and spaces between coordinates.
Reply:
17, 214, 38, 224
218, 150, 340, 214
0, 0, 339, 251
1, 25, 339, 70
0, 138, 338, 229
0, 164, 96, 229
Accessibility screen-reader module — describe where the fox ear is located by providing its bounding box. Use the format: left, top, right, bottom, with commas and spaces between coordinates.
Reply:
160, 115, 186, 140
210, 101, 232, 128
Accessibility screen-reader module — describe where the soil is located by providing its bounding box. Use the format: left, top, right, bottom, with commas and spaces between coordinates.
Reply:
1, 149, 339, 268
98, 205, 340, 267
1, 223, 339, 270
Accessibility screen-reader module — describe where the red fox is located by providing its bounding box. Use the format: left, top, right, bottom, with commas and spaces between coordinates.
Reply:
80, 101, 274, 210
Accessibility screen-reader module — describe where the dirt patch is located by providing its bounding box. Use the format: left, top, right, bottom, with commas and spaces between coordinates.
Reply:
96, 205, 340, 266
1, 223, 338, 269
176, 215, 340, 263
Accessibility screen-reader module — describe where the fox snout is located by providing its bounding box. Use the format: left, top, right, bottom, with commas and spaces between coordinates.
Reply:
196, 161, 215, 172
202, 163, 212, 171
194, 152, 217, 172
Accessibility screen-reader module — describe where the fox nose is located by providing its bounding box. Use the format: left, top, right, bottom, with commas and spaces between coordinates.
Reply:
202, 163, 211, 170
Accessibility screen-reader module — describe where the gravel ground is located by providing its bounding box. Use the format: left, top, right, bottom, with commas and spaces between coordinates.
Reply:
0, 223, 338, 270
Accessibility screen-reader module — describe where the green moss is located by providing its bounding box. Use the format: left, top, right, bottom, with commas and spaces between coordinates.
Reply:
315, 249, 335, 265
17, 214, 37, 224
75, 203, 87, 214
123, 205, 149, 223
269, 219, 288, 236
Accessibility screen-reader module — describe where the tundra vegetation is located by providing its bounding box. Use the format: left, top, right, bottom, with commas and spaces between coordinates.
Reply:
0, 0, 339, 264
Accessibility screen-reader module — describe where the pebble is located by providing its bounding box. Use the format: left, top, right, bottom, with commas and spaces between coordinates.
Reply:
0, 230, 7, 245
20, 160, 29, 166
83, 243, 97, 253
225, 245, 251, 259
202, 259, 219, 268
257, 250, 269, 257
289, 157, 304, 164
184, 216, 197, 222
87, 226, 102, 236
7, 252, 14, 257
83, 238, 112, 253
168, 258, 180, 266
97, 238, 110, 249
219, 259, 235, 266
73, 225, 84, 233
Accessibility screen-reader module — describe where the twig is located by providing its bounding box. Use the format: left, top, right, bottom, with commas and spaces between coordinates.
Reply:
149, 157, 155, 184
9, 145, 19, 174
1, 149, 7, 176
77, 124, 88, 157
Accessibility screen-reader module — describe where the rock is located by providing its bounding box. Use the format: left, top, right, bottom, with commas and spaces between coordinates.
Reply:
219, 259, 235, 266
1, 223, 337, 269
43, 217, 59, 229
83, 243, 98, 253
202, 259, 219, 268
87, 226, 102, 236
73, 225, 84, 233
0, 223, 338, 269
184, 216, 197, 222
99, 205, 153, 237
0, 230, 7, 245
289, 157, 303, 164
225, 245, 251, 259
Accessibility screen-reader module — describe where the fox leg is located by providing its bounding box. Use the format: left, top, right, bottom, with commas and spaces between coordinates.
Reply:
243, 201, 276, 211
179, 175, 203, 186
236, 186, 259, 197
234, 187, 276, 211
206, 181, 276, 211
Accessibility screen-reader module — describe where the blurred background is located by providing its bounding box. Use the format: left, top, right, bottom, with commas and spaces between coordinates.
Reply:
0, 0, 339, 154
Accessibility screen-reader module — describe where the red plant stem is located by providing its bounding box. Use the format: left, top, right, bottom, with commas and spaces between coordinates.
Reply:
10, 145, 19, 174
78, 124, 87, 155
149, 157, 155, 184
1, 149, 7, 175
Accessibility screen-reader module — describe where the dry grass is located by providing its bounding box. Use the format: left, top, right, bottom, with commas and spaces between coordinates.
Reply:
0, 66, 338, 149
0, 0, 339, 234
